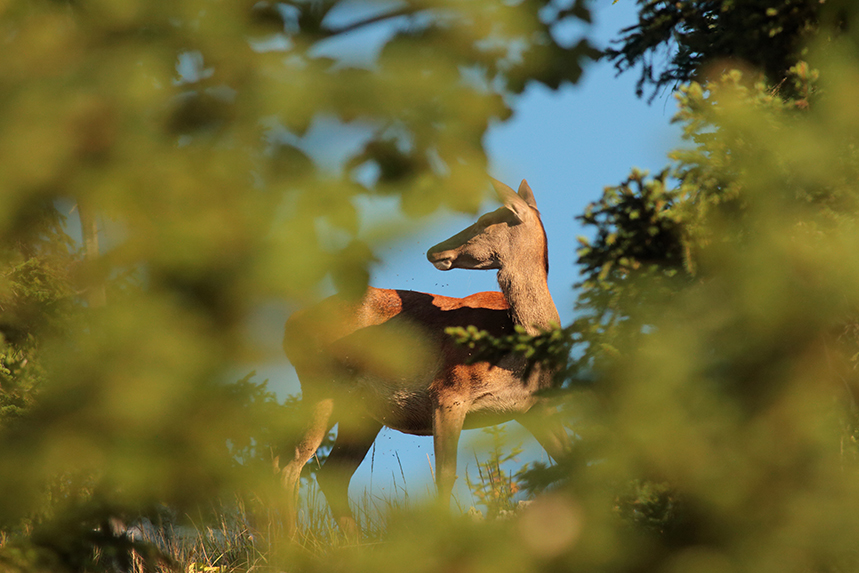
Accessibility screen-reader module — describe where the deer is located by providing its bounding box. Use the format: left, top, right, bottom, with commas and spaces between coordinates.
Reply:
277, 178, 570, 537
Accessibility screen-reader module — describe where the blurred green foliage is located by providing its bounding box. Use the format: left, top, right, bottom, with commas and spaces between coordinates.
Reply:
6, 0, 859, 572
453, 3, 859, 573
0, 0, 596, 570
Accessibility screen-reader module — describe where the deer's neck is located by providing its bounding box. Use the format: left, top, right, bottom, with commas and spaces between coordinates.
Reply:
497, 264, 559, 336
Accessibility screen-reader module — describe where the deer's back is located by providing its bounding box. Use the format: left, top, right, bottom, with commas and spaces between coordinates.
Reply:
284, 287, 512, 353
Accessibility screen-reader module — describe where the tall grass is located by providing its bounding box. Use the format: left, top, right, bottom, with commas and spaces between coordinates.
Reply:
123, 498, 266, 573
124, 474, 431, 571
115, 430, 527, 572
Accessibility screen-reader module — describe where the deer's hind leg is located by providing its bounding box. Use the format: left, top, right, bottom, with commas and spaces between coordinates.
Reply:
316, 409, 382, 540
516, 401, 572, 463
275, 393, 335, 538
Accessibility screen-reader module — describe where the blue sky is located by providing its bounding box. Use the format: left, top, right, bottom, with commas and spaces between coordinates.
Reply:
254, 0, 684, 512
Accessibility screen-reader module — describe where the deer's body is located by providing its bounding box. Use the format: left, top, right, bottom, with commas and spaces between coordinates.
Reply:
278, 179, 569, 537
287, 288, 547, 435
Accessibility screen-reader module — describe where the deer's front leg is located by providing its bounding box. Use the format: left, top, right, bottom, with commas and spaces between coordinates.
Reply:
432, 397, 469, 506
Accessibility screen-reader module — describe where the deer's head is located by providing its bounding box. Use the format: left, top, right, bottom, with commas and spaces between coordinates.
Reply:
426, 178, 547, 274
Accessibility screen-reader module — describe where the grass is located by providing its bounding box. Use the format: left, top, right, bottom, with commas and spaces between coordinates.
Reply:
118, 427, 527, 572
124, 499, 266, 573
123, 479, 422, 572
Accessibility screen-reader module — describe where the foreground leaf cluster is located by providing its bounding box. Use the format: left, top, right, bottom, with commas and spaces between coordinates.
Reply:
0, 0, 596, 570
453, 5, 859, 573
5, 1, 859, 572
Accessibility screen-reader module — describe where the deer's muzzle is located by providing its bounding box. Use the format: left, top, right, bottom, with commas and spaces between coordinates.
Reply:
426, 247, 454, 271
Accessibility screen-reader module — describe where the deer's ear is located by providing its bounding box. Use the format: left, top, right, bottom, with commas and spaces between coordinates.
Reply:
517, 179, 538, 208
491, 177, 529, 223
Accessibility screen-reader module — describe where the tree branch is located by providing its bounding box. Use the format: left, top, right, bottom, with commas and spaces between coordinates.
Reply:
324, 6, 422, 38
